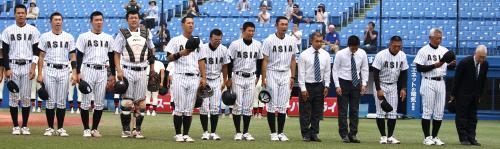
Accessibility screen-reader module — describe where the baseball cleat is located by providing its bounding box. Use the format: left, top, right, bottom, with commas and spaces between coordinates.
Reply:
423, 136, 434, 145
379, 136, 388, 144
278, 133, 289, 141
44, 128, 56, 136
201, 131, 210, 140
243, 133, 255, 141
234, 133, 243, 141
57, 128, 69, 137
270, 133, 279, 141
21, 127, 31, 135
183, 135, 195, 142
387, 136, 400, 144
210, 133, 221, 140
433, 137, 445, 145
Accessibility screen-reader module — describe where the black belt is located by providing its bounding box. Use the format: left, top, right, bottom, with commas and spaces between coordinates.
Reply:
425, 77, 443, 81
86, 64, 106, 70
235, 71, 255, 78
9, 59, 32, 65
47, 63, 68, 69
123, 65, 147, 71
180, 73, 199, 76
381, 82, 395, 85
305, 82, 324, 86
207, 76, 221, 80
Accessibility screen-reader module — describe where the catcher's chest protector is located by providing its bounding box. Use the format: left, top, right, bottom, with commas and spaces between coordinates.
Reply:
120, 27, 149, 63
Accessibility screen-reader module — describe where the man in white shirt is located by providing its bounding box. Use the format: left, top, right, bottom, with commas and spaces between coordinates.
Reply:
298, 32, 330, 142
332, 35, 368, 143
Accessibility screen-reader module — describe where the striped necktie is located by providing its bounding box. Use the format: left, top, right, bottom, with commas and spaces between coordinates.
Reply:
351, 53, 360, 87
314, 51, 321, 82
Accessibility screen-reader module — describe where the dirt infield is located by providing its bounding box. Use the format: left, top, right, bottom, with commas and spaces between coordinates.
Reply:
0, 112, 88, 127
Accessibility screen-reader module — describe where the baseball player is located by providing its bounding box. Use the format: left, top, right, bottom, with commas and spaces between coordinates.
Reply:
75, 11, 116, 138
2, 4, 41, 135
226, 22, 262, 141
114, 10, 156, 139
145, 60, 165, 117
165, 16, 207, 142
261, 16, 298, 141
36, 12, 76, 137
198, 29, 230, 140
414, 28, 455, 145
371, 36, 408, 144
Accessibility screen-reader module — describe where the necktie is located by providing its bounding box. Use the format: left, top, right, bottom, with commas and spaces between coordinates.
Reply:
314, 51, 321, 82
351, 53, 360, 87
476, 63, 480, 79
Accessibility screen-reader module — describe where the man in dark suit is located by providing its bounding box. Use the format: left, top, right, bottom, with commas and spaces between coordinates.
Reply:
451, 45, 489, 146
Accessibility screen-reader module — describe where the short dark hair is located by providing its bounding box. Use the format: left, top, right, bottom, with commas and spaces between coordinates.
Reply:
210, 29, 223, 38
14, 4, 27, 13
368, 21, 375, 27
50, 12, 63, 22
125, 10, 140, 20
293, 4, 299, 8
390, 36, 402, 43
242, 22, 255, 31
309, 32, 323, 44
90, 11, 104, 21
347, 35, 360, 46
181, 16, 194, 24
149, 1, 156, 5
275, 16, 288, 25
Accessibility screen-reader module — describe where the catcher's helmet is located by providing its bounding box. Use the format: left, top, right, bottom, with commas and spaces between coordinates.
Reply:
78, 80, 92, 94
221, 89, 236, 106
114, 78, 129, 94
7, 80, 19, 93
258, 88, 271, 103
37, 83, 49, 101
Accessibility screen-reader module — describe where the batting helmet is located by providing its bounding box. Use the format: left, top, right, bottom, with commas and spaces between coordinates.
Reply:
197, 84, 214, 99
185, 36, 200, 52
258, 88, 271, 103
78, 80, 92, 94
158, 87, 168, 95
440, 50, 456, 63
221, 89, 236, 106
114, 78, 129, 94
7, 80, 19, 93
379, 96, 393, 112
37, 83, 49, 101
147, 72, 160, 92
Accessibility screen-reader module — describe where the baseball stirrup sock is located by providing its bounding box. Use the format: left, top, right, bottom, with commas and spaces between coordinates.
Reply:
173, 115, 182, 134
10, 107, 19, 127
376, 118, 386, 136
136, 115, 144, 131
80, 110, 90, 129
120, 114, 131, 131
200, 114, 208, 132
21, 107, 30, 127
277, 113, 286, 134
46, 109, 55, 128
182, 116, 192, 135
56, 108, 66, 129
232, 115, 241, 133
243, 115, 251, 134
210, 115, 219, 133
432, 120, 442, 138
267, 112, 276, 133
421, 119, 431, 137
92, 110, 103, 130
387, 119, 396, 137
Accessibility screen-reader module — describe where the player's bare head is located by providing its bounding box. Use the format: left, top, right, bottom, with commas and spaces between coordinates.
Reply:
14, 4, 27, 24
429, 28, 442, 46
90, 11, 104, 32
474, 45, 488, 64
126, 10, 141, 29
309, 32, 323, 50
50, 12, 64, 31
389, 36, 403, 54
181, 16, 195, 35
347, 35, 360, 51
241, 22, 255, 40
209, 29, 223, 47
275, 16, 289, 34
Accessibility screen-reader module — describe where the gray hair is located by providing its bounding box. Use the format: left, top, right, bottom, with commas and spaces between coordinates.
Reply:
475, 45, 488, 54
429, 28, 442, 37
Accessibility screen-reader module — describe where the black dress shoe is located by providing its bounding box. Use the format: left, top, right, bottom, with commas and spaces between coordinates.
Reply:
349, 136, 361, 143
302, 136, 311, 142
310, 135, 322, 142
470, 140, 481, 146
460, 141, 471, 145
342, 137, 350, 143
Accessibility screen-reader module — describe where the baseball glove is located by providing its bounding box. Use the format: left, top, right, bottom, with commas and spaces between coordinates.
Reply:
197, 84, 214, 99
379, 96, 393, 112
440, 51, 456, 63
147, 72, 160, 92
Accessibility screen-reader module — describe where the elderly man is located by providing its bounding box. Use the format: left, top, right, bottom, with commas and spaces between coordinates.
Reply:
324, 25, 339, 53
452, 45, 489, 146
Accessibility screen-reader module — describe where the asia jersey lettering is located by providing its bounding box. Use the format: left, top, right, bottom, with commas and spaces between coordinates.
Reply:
261, 34, 298, 71
200, 43, 231, 79
75, 31, 114, 65
228, 39, 263, 73
413, 44, 449, 77
38, 31, 75, 64
371, 49, 409, 83
1, 24, 40, 60
165, 35, 204, 74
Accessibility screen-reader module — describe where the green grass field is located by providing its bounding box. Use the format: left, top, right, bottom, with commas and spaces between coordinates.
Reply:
0, 111, 499, 149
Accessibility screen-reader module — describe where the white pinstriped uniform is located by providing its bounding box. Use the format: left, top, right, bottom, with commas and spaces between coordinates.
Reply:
113, 28, 155, 100
145, 60, 165, 106
371, 49, 408, 119
413, 44, 449, 120
229, 38, 262, 116
165, 35, 204, 116
38, 31, 75, 109
262, 34, 298, 114
76, 31, 114, 110
166, 62, 174, 103
199, 43, 230, 115
253, 78, 264, 108
1, 24, 40, 108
